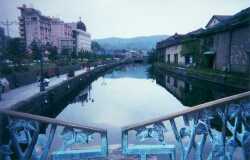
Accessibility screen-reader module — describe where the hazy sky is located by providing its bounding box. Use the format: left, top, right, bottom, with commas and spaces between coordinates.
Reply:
1, 0, 249, 39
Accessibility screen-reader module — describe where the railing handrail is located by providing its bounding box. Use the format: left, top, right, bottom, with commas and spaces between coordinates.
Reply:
0, 109, 106, 133
122, 91, 250, 131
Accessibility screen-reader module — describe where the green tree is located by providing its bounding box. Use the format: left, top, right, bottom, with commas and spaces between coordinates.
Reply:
30, 40, 41, 60
91, 41, 105, 54
6, 37, 26, 65
148, 49, 158, 64
47, 46, 58, 62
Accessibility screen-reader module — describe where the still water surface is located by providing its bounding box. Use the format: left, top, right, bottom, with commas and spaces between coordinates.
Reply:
56, 64, 244, 144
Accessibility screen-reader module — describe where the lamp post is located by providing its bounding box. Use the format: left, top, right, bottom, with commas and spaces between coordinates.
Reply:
40, 46, 45, 92
0, 83, 2, 101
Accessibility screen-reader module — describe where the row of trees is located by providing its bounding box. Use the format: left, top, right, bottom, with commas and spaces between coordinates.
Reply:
0, 39, 108, 64
0, 38, 112, 75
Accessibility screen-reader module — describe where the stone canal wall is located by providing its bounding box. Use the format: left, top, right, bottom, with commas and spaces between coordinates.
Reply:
11, 61, 128, 113
155, 63, 250, 90
5, 64, 82, 89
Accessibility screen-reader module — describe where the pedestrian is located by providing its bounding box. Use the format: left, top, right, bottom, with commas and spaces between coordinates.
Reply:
0, 78, 10, 92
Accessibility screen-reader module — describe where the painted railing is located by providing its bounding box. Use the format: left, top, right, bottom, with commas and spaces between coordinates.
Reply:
122, 91, 250, 160
0, 109, 108, 160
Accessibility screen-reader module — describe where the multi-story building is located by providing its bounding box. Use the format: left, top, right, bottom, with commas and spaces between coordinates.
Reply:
71, 20, 92, 54
18, 4, 91, 54
18, 5, 52, 48
50, 18, 74, 53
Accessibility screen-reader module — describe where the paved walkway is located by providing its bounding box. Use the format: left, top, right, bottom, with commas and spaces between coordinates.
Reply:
0, 68, 89, 110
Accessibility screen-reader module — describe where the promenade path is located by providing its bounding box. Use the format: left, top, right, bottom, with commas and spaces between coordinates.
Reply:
0, 68, 90, 110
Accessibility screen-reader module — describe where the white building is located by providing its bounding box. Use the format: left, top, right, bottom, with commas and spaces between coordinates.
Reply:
70, 20, 92, 54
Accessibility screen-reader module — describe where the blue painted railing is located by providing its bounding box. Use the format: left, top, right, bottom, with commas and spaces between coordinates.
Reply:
122, 91, 250, 160
0, 109, 108, 160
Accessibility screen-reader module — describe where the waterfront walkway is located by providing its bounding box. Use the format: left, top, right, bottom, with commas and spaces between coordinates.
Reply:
0, 68, 90, 110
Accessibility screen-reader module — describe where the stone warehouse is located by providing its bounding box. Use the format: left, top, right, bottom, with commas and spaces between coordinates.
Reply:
157, 7, 250, 73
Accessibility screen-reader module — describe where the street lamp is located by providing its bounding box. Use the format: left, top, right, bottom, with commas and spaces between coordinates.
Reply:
34, 39, 47, 92
39, 46, 45, 92
0, 83, 2, 101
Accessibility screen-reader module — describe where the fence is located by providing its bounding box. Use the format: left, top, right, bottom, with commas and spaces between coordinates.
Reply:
0, 109, 108, 160
122, 91, 250, 160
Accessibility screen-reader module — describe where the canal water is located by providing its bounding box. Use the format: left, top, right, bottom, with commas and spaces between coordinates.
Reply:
55, 64, 244, 145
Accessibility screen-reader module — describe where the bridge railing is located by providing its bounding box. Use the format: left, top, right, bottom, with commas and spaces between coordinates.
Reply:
0, 109, 108, 160
122, 91, 250, 160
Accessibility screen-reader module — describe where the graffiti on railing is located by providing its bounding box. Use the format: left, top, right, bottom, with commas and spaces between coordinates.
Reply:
0, 110, 108, 160
122, 92, 250, 160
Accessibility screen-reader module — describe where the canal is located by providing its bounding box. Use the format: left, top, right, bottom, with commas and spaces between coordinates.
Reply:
53, 64, 245, 145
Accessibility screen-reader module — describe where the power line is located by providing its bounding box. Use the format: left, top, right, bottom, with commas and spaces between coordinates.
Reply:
0, 20, 18, 37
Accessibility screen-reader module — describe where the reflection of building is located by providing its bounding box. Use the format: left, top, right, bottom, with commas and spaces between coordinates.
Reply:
155, 70, 243, 106
72, 86, 93, 106
18, 4, 91, 54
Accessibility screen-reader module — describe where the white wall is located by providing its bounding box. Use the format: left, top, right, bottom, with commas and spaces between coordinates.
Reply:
164, 45, 185, 65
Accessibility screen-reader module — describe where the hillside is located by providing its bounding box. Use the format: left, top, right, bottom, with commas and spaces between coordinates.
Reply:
95, 35, 168, 51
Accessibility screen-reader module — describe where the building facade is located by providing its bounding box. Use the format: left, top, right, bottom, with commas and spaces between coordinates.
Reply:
199, 7, 250, 73
157, 7, 250, 73
18, 4, 91, 54
18, 5, 52, 48
71, 21, 92, 54
156, 34, 190, 66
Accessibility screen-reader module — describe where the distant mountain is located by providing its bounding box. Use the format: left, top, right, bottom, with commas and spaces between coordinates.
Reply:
95, 35, 168, 51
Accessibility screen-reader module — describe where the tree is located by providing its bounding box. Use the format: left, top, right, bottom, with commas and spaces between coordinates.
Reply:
148, 49, 158, 64
30, 40, 41, 60
47, 46, 58, 62
91, 41, 105, 54
6, 37, 26, 65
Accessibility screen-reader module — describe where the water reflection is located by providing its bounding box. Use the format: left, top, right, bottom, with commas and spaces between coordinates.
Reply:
56, 64, 244, 145
0, 64, 247, 160
151, 69, 245, 106
71, 85, 94, 106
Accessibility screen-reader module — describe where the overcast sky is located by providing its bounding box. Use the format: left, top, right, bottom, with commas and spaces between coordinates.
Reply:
1, 0, 249, 39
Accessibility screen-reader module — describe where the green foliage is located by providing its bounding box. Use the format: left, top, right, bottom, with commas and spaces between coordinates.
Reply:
91, 41, 105, 54
6, 37, 26, 64
181, 39, 200, 56
148, 49, 158, 64
0, 62, 14, 75
78, 50, 112, 62
47, 46, 58, 62
30, 40, 41, 60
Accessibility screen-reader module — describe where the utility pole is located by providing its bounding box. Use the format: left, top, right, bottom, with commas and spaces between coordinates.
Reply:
0, 20, 17, 37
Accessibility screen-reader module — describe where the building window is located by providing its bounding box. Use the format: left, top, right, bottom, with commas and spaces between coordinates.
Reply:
31, 17, 37, 21
174, 54, 178, 64
167, 54, 170, 64
185, 56, 192, 65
